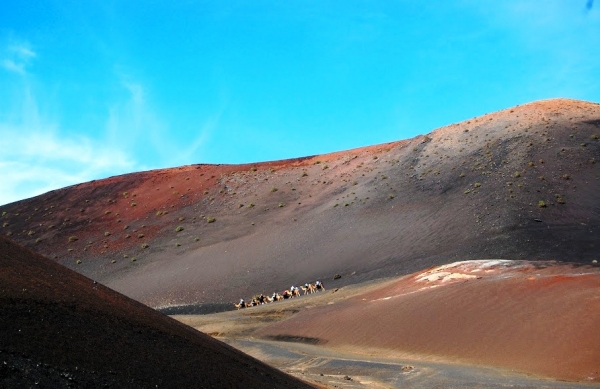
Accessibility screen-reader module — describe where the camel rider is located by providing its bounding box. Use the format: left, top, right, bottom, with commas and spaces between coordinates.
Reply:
316, 280, 322, 288
240, 298, 245, 305
304, 283, 309, 288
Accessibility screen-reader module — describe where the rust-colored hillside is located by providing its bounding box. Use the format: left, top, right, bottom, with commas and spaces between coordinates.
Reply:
257, 260, 600, 382
2, 98, 599, 308
0, 236, 315, 388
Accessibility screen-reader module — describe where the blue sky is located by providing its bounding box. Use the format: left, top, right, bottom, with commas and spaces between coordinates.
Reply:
1, 1, 599, 205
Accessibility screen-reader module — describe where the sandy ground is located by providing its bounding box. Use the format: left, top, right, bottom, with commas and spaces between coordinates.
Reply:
175, 260, 600, 387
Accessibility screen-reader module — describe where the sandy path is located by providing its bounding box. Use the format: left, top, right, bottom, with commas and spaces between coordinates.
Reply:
226, 338, 597, 389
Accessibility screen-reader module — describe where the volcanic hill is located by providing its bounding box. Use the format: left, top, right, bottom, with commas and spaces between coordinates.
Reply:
0, 235, 315, 388
1, 98, 599, 308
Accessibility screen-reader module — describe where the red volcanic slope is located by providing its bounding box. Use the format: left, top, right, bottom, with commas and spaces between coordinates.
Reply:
257, 260, 600, 382
0, 236, 314, 388
1, 98, 599, 308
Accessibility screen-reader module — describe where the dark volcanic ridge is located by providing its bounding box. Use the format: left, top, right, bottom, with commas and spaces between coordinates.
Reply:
2, 98, 599, 308
0, 236, 314, 388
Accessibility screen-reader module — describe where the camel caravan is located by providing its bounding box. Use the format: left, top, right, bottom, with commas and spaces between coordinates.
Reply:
234, 280, 325, 309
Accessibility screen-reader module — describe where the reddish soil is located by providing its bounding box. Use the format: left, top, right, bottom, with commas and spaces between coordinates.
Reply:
0, 236, 315, 388
256, 260, 600, 382
1, 98, 599, 310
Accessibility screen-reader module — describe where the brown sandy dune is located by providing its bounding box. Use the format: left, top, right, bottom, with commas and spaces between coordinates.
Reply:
0, 236, 316, 388
1, 98, 599, 310
254, 260, 600, 383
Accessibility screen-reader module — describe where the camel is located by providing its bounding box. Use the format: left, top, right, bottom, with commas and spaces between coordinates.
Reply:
272, 292, 283, 301
234, 300, 253, 309
292, 287, 301, 297
301, 283, 316, 295
315, 281, 325, 292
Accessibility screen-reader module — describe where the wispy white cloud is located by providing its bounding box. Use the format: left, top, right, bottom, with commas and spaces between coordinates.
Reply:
0, 122, 137, 205
2, 59, 26, 75
1, 41, 36, 75
0, 72, 140, 205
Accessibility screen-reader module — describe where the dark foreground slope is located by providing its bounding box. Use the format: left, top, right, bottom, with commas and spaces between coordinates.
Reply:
1, 99, 599, 308
0, 236, 314, 388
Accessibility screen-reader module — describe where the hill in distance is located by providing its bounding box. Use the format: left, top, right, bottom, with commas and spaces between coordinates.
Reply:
1, 98, 599, 309
0, 235, 316, 388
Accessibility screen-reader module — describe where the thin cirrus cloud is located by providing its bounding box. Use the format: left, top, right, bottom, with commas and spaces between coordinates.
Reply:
0, 124, 137, 206
0, 65, 139, 205
1, 43, 36, 75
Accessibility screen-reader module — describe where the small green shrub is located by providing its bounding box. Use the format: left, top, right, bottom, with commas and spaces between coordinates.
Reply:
207, 216, 216, 223
68, 236, 78, 243
270, 187, 278, 192
175, 226, 184, 232
76, 259, 82, 264
131, 202, 137, 207
538, 200, 547, 208
474, 183, 481, 188
514, 172, 521, 178
141, 243, 149, 249
104, 231, 111, 237
278, 202, 284, 207
138, 233, 144, 238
